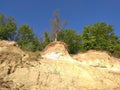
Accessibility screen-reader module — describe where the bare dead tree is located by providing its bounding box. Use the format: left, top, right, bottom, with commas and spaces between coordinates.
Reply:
51, 11, 67, 41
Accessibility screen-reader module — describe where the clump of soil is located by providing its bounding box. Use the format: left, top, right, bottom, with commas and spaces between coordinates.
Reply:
42, 41, 68, 55
42, 41, 73, 61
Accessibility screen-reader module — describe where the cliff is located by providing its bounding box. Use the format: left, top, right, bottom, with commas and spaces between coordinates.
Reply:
0, 40, 120, 90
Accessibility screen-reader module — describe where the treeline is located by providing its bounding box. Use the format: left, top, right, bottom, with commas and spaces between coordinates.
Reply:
0, 13, 120, 57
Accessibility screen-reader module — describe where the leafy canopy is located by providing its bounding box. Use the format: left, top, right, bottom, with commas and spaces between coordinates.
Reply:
0, 13, 17, 40
82, 22, 118, 50
0, 13, 120, 56
17, 24, 41, 51
58, 29, 81, 54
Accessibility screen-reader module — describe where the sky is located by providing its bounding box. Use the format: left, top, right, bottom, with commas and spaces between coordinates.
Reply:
0, 0, 120, 36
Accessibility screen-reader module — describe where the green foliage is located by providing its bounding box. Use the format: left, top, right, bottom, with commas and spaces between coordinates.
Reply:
81, 22, 120, 56
0, 13, 120, 57
17, 24, 41, 51
82, 22, 117, 50
0, 13, 17, 40
112, 43, 120, 57
58, 29, 81, 54
43, 32, 51, 48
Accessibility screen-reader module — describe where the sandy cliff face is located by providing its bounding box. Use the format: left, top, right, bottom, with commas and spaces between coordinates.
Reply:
73, 50, 120, 71
0, 40, 120, 90
42, 41, 73, 61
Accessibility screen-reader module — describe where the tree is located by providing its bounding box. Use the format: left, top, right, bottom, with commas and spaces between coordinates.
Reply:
17, 24, 40, 51
50, 11, 67, 41
31, 36, 42, 51
112, 43, 120, 57
58, 29, 81, 54
43, 32, 51, 48
0, 13, 17, 40
82, 22, 119, 52
110, 37, 120, 57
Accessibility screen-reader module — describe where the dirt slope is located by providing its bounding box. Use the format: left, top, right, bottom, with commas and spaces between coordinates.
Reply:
73, 50, 120, 71
0, 40, 120, 90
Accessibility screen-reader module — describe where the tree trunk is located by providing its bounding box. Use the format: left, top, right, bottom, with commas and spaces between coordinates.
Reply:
55, 33, 57, 41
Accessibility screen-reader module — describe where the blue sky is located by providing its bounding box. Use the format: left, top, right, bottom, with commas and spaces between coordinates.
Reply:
0, 0, 120, 36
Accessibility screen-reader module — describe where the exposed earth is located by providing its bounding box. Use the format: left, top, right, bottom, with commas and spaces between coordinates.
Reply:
0, 40, 120, 90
